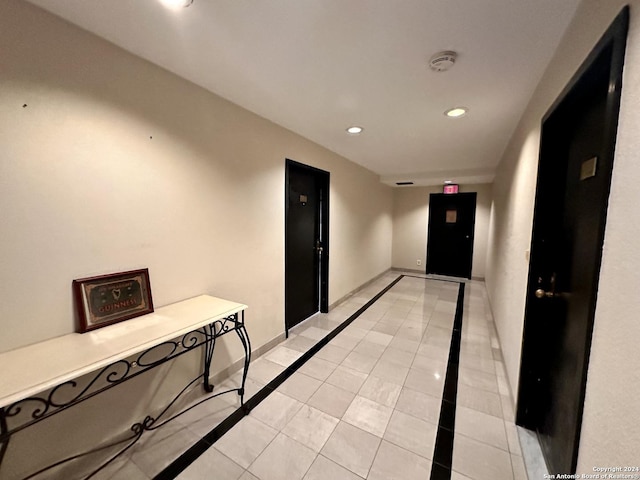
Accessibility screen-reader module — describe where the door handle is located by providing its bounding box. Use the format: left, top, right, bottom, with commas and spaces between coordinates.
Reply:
535, 289, 557, 299
535, 272, 560, 298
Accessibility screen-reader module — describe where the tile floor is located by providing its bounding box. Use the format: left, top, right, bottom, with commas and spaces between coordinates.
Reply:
67, 272, 532, 480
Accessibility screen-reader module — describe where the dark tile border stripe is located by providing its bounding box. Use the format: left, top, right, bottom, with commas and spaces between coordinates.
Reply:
430, 282, 465, 480
402, 273, 464, 285
154, 274, 405, 479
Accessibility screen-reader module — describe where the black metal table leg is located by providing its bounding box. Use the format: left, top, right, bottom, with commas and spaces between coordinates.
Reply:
234, 311, 252, 408
0, 408, 8, 468
202, 323, 216, 393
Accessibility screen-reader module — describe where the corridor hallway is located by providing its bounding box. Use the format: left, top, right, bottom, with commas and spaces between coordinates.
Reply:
78, 273, 531, 480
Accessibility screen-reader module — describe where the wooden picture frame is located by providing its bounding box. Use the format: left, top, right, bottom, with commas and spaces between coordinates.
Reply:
73, 269, 154, 333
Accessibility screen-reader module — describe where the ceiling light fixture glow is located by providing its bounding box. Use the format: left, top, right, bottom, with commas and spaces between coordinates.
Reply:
445, 107, 468, 118
159, 0, 193, 10
346, 126, 364, 135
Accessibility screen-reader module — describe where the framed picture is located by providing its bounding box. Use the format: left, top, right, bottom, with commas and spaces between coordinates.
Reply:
73, 269, 154, 333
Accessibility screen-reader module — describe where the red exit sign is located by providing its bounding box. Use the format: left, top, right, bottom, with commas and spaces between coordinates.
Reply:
443, 184, 459, 194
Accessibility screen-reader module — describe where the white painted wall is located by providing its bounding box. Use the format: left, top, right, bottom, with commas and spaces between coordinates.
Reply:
485, 0, 640, 470
0, 1, 392, 475
392, 184, 492, 278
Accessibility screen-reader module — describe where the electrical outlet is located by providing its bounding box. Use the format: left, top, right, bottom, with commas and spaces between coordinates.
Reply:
416, 259, 422, 266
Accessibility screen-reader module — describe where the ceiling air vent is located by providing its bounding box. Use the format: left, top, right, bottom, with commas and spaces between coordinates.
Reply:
396, 181, 414, 186
429, 51, 457, 72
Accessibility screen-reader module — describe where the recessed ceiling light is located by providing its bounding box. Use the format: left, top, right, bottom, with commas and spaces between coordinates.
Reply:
444, 180, 453, 184
445, 107, 468, 118
346, 126, 363, 135
159, 0, 193, 10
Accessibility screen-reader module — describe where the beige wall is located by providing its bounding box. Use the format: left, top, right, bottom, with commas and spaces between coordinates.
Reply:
7, 0, 639, 472
392, 184, 492, 278
0, 1, 392, 475
486, 0, 640, 470
0, 0, 392, 355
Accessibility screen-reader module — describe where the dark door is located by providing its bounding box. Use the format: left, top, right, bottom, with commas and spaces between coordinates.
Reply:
285, 160, 329, 333
516, 9, 628, 474
426, 192, 476, 279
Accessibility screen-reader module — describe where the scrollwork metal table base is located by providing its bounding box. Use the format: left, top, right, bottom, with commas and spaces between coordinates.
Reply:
0, 312, 251, 480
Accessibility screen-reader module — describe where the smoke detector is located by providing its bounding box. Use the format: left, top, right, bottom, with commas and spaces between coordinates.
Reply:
429, 51, 457, 72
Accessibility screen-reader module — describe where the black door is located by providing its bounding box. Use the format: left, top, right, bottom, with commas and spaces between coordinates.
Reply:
426, 192, 476, 279
285, 160, 329, 333
516, 9, 628, 474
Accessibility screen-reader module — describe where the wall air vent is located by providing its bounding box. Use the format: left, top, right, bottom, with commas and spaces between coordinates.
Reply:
396, 182, 414, 186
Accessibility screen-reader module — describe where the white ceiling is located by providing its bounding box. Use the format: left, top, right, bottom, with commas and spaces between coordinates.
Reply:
28, 0, 580, 186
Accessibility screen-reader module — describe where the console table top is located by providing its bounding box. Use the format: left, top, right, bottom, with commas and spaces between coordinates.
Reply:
0, 295, 247, 408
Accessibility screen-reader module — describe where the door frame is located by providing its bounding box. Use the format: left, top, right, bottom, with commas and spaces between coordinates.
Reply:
425, 192, 477, 279
284, 159, 329, 334
516, 7, 629, 472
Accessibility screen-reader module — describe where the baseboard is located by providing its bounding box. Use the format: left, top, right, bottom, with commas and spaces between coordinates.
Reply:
391, 267, 424, 275
484, 291, 517, 410
208, 331, 287, 384
391, 268, 485, 282
328, 268, 393, 310
211, 267, 394, 382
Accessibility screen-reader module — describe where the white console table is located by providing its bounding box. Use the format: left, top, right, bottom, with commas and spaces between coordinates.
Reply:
0, 294, 250, 479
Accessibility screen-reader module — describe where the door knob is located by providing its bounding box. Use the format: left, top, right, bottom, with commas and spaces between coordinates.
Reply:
535, 289, 555, 299
536, 272, 559, 298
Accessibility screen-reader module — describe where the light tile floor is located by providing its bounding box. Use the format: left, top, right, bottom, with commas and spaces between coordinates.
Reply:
71, 272, 530, 480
